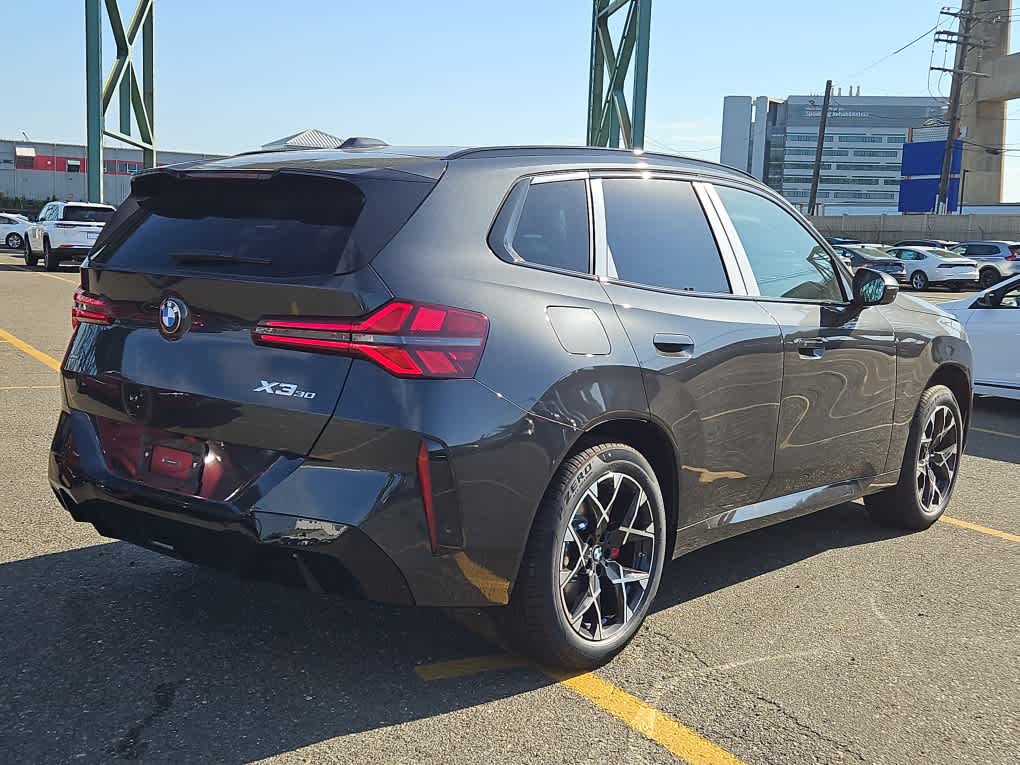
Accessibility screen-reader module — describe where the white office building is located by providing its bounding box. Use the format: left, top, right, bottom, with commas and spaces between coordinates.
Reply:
720, 94, 946, 210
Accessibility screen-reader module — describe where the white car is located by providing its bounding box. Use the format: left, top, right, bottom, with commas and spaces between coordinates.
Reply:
0, 213, 30, 250
25, 201, 116, 271
941, 274, 1020, 400
886, 246, 980, 292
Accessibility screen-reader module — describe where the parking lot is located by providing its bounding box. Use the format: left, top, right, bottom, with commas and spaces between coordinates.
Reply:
0, 251, 1016, 765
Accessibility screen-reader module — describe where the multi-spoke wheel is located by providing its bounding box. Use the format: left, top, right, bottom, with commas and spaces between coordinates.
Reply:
915, 405, 959, 514
866, 384, 963, 529
503, 441, 667, 669
560, 472, 656, 643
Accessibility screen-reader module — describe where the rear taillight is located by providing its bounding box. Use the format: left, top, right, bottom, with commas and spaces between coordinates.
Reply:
71, 287, 114, 329
253, 300, 489, 379
1007, 247, 1019, 261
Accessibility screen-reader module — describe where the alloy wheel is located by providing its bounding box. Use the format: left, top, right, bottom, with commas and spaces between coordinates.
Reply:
916, 404, 959, 514
6, 233, 22, 250
559, 471, 657, 642
911, 272, 927, 290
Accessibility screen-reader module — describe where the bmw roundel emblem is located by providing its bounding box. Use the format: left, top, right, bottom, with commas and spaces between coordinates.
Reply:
158, 296, 190, 339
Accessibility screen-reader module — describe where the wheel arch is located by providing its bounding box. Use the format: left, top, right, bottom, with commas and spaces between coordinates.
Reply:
565, 416, 681, 550
926, 363, 973, 440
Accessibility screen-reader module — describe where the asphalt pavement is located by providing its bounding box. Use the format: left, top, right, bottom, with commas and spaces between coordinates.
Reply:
0, 252, 1016, 764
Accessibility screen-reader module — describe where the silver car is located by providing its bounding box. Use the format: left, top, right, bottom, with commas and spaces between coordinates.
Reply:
950, 241, 1020, 289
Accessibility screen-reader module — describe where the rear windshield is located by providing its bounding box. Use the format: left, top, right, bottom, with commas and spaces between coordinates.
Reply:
62, 205, 114, 223
92, 171, 436, 277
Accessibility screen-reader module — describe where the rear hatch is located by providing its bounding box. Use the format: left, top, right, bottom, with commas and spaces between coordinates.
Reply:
63, 166, 441, 492
57, 204, 114, 248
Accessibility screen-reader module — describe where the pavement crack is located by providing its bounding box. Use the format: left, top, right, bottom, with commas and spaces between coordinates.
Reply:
110, 681, 181, 760
743, 687, 868, 762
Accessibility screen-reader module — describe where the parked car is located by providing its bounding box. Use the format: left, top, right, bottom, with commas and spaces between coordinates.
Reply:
25, 201, 116, 270
50, 144, 972, 669
949, 241, 1020, 289
825, 236, 861, 246
834, 245, 908, 283
941, 274, 1020, 400
0, 212, 30, 250
892, 239, 958, 249
887, 246, 980, 291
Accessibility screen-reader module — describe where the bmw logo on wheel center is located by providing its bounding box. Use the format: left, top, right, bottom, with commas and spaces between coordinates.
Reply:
158, 296, 190, 339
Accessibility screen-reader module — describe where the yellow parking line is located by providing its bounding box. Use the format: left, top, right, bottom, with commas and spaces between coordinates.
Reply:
417, 654, 745, 764
414, 653, 528, 681
970, 426, 1019, 441
940, 515, 1020, 544
0, 328, 61, 371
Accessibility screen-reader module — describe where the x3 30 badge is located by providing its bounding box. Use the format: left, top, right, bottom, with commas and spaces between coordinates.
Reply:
253, 380, 317, 399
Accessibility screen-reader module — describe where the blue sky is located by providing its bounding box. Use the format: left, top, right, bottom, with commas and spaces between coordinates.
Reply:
6, 0, 1018, 199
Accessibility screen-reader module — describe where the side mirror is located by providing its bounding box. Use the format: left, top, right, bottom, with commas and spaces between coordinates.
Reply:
852, 268, 898, 307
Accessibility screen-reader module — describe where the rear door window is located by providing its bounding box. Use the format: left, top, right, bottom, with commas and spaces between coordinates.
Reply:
508, 180, 591, 274
601, 178, 730, 294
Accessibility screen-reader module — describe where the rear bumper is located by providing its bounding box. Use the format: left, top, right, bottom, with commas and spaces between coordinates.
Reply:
50, 246, 91, 261
50, 409, 415, 605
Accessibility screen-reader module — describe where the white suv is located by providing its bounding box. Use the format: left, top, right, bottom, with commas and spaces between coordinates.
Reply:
25, 201, 116, 271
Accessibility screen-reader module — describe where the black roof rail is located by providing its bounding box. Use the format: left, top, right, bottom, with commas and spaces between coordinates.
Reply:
338, 136, 389, 150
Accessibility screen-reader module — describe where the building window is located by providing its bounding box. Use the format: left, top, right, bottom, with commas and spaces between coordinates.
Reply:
788, 134, 833, 143
838, 135, 885, 143
785, 148, 849, 157
853, 149, 899, 158
66, 159, 81, 173
885, 135, 906, 144
783, 162, 832, 170
833, 163, 900, 173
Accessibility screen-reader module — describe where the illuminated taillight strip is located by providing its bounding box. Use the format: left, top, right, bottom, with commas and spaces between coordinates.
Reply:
252, 300, 489, 379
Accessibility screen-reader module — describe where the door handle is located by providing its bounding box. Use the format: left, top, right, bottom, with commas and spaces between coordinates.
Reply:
796, 338, 827, 358
653, 333, 694, 357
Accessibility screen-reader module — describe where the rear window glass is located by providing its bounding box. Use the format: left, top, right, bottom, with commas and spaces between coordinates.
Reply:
93, 175, 364, 278
92, 170, 438, 277
62, 205, 114, 223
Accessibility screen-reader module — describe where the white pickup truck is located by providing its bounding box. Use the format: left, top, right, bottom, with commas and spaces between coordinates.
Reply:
25, 201, 116, 271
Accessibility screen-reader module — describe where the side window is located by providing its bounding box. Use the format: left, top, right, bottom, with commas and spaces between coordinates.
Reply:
601, 178, 730, 294
508, 180, 591, 273
951, 245, 968, 256
715, 185, 843, 302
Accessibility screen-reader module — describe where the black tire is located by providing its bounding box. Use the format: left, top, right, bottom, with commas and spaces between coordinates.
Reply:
501, 440, 667, 669
23, 236, 38, 268
978, 268, 1000, 290
5, 232, 22, 250
865, 384, 963, 530
43, 238, 59, 271
910, 271, 929, 291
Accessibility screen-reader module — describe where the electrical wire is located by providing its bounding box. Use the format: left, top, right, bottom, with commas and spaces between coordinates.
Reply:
843, 24, 940, 79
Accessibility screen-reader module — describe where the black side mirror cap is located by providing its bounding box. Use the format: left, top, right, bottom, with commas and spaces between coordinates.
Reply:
852, 268, 898, 307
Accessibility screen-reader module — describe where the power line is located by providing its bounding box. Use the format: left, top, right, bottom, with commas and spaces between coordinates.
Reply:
844, 24, 940, 79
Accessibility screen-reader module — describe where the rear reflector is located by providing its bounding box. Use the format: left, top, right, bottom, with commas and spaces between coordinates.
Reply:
253, 300, 489, 379
71, 287, 114, 329
417, 441, 438, 552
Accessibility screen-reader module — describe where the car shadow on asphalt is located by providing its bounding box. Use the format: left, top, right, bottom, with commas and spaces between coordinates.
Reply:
0, 501, 903, 763
652, 501, 902, 612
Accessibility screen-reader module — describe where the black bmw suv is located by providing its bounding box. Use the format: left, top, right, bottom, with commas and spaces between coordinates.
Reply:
51, 144, 972, 668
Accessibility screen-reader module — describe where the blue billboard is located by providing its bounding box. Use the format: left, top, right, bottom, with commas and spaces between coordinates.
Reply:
899, 139, 963, 213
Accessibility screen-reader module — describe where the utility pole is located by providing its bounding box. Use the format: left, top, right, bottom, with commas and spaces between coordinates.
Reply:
807, 79, 832, 217
935, 0, 975, 213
